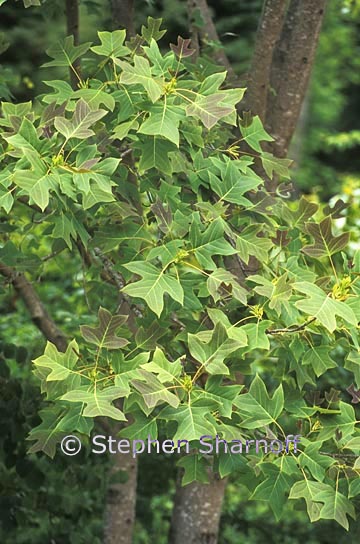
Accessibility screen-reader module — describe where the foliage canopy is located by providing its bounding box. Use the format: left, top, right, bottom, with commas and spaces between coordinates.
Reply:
1, 19, 360, 530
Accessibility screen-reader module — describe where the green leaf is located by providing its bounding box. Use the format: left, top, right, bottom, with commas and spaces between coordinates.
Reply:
117, 56, 164, 102
192, 375, 242, 418
59, 405, 93, 435
261, 152, 292, 179
298, 440, 335, 482
131, 369, 180, 408
140, 347, 182, 382
122, 261, 184, 317
186, 93, 234, 129
217, 450, 247, 478
5, 117, 42, 153
52, 213, 77, 249
135, 322, 165, 351
233, 374, 284, 428
43, 36, 91, 68
91, 30, 130, 58
80, 307, 129, 349
112, 118, 139, 140
239, 115, 274, 152
282, 196, 319, 228
113, 353, 150, 395
206, 309, 249, 345
316, 487, 356, 530
289, 480, 328, 523
138, 100, 183, 146
73, 87, 116, 111
119, 411, 158, 441
137, 136, 176, 174
302, 217, 350, 258
208, 158, 263, 206
81, 179, 116, 209
353, 250, 360, 273
14, 167, 56, 211
293, 282, 358, 332
242, 321, 271, 352
141, 17, 166, 44
236, 225, 272, 265
207, 268, 248, 304
42, 80, 74, 104
199, 72, 227, 95
188, 322, 246, 375
159, 404, 217, 442
251, 463, 294, 520
177, 454, 209, 485
92, 222, 152, 253
61, 386, 127, 421
345, 352, 360, 389
247, 273, 292, 316
189, 216, 237, 271
23, 0, 41, 6
317, 402, 356, 441
54, 99, 107, 140
0, 184, 14, 213
33, 340, 79, 382
27, 408, 68, 458
302, 346, 337, 377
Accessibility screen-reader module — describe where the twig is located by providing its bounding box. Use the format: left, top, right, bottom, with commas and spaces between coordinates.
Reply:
266, 317, 317, 335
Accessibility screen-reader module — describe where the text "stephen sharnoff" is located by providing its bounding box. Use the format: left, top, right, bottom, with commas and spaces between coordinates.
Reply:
89, 434, 301, 458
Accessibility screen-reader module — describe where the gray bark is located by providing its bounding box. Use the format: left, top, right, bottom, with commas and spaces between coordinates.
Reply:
265, 0, 327, 156
187, 0, 200, 60
110, 0, 135, 37
243, 0, 288, 120
169, 472, 227, 544
104, 448, 138, 544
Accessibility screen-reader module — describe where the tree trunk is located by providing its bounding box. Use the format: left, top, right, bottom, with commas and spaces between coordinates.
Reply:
289, 89, 310, 170
104, 448, 138, 544
243, 0, 288, 120
265, 0, 327, 157
110, 0, 135, 37
169, 472, 227, 544
187, 0, 200, 60
65, 0, 80, 89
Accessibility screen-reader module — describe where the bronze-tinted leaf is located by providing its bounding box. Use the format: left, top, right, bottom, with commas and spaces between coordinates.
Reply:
80, 307, 129, 349
302, 217, 350, 258
170, 36, 195, 58
347, 383, 360, 404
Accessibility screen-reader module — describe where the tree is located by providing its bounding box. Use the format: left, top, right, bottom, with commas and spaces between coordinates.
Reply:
1, 2, 359, 544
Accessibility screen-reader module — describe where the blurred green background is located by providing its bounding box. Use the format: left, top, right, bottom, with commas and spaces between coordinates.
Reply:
0, 1, 359, 542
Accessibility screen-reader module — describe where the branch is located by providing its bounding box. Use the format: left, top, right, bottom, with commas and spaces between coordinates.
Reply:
93, 247, 143, 319
242, 0, 288, 120
191, 0, 237, 83
319, 452, 358, 459
265, 0, 327, 157
266, 317, 317, 335
0, 262, 67, 352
